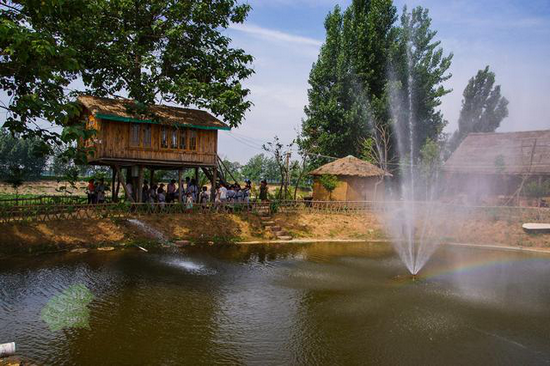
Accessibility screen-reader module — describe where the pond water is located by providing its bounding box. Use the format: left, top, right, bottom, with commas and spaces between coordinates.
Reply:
1, 242, 550, 365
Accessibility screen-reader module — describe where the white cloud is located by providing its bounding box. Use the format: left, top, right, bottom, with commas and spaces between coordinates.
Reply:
229, 23, 322, 47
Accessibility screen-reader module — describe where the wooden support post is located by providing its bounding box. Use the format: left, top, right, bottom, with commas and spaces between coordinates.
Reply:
178, 168, 183, 203
111, 166, 117, 202
194, 167, 199, 203
115, 165, 134, 203
211, 167, 217, 202
137, 166, 144, 203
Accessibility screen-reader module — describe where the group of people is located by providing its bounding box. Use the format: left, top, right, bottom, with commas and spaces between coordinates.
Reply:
124, 177, 206, 209
215, 181, 253, 205
87, 176, 270, 209
86, 178, 107, 204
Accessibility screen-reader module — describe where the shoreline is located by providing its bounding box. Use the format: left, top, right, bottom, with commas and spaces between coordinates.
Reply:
1, 211, 549, 258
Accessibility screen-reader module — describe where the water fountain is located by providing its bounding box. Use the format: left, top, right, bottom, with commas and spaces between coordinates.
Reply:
127, 218, 168, 243
384, 41, 441, 276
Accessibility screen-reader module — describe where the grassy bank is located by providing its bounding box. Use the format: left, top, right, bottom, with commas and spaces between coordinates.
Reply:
0, 211, 549, 257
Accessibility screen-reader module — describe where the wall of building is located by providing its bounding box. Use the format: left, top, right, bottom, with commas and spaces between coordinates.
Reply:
312, 176, 385, 201
89, 119, 218, 166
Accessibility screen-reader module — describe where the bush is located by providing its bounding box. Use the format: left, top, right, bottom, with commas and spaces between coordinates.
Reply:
523, 180, 550, 198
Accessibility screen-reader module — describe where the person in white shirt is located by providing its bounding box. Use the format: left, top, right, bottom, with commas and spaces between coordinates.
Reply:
219, 183, 228, 202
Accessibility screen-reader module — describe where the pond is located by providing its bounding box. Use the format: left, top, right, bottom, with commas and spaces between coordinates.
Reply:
1, 242, 550, 365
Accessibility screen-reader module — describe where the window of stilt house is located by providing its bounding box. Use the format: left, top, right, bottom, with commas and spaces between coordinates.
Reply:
160, 126, 168, 148
179, 129, 187, 150
130, 124, 140, 147
189, 130, 197, 151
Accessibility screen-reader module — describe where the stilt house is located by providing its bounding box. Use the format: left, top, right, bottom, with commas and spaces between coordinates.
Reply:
76, 95, 230, 202
309, 156, 391, 201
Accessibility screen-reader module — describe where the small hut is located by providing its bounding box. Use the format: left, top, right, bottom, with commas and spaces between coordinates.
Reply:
309, 156, 390, 201
75, 95, 230, 202
443, 130, 550, 203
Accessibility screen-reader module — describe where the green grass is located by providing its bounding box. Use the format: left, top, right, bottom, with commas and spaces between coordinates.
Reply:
0, 193, 44, 200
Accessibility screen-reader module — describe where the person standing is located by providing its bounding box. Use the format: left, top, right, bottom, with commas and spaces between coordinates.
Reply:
259, 180, 268, 202
142, 183, 150, 203
125, 180, 134, 202
87, 179, 96, 204
167, 179, 176, 203
95, 178, 106, 204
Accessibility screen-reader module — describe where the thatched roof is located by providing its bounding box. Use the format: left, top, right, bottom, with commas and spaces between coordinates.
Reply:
444, 130, 550, 176
309, 155, 390, 177
78, 95, 230, 131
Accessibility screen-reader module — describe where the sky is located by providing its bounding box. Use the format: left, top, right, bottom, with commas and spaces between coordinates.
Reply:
220, 0, 550, 163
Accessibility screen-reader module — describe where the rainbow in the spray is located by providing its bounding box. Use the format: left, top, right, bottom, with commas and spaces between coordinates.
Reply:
393, 254, 550, 284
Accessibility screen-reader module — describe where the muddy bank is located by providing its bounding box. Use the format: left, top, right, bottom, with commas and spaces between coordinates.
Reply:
0, 211, 549, 257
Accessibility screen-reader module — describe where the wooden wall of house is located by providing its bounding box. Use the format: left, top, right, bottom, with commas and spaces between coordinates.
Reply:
312, 176, 385, 201
88, 119, 218, 166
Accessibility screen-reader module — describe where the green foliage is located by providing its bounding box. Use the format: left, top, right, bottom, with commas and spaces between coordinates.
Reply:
390, 6, 453, 162
300, 1, 397, 168
0, 130, 48, 190
319, 174, 339, 199
418, 138, 442, 198
221, 159, 244, 183
300, 3, 451, 173
241, 154, 280, 183
451, 66, 509, 149
1, 0, 253, 150
0, 1, 84, 143
361, 137, 378, 165
523, 180, 550, 199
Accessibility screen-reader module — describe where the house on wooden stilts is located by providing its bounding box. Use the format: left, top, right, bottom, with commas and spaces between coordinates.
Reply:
76, 95, 230, 202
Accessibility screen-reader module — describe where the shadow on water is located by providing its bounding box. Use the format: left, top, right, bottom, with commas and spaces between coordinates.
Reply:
1, 242, 550, 365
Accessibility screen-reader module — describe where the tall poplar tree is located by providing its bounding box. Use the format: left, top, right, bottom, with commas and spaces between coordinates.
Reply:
300, 0, 397, 168
450, 66, 509, 150
389, 6, 453, 163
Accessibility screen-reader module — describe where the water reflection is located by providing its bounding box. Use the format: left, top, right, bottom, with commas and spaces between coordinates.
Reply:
0, 243, 549, 365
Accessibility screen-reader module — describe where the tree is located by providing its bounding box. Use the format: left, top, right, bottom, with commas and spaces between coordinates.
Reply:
450, 66, 509, 150
318, 174, 339, 200
241, 154, 266, 183
221, 159, 243, 183
418, 138, 442, 199
290, 145, 311, 199
389, 6, 453, 164
0, 1, 85, 145
263, 136, 293, 199
0, 130, 49, 192
300, 1, 397, 168
1, 1, 253, 151
361, 123, 394, 172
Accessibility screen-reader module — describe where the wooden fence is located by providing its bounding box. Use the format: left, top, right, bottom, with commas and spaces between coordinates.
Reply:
0, 201, 271, 224
1, 198, 550, 224
0, 195, 88, 207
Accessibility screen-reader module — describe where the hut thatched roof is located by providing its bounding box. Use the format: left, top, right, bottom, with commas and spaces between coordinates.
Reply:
444, 130, 550, 176
309, 155, 390, 177
78, 95, 230, 131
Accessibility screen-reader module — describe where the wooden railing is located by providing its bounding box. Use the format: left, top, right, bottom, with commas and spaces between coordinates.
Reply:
0, 195, 88, 207
1, 198, 550, 224
0, 201, 272, 224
